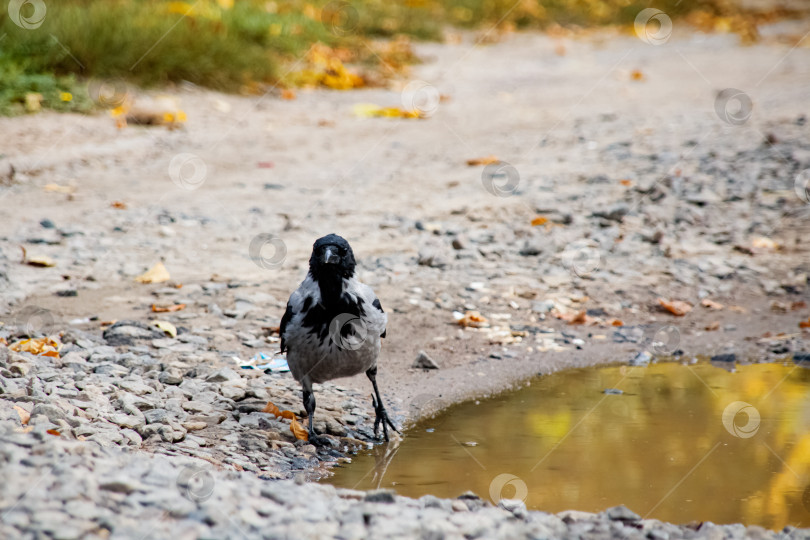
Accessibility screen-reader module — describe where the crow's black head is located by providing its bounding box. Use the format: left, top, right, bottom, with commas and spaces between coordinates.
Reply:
309, 234, 356, 280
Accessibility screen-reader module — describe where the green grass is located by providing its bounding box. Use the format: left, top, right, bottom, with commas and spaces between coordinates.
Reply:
0, 0, 796, 115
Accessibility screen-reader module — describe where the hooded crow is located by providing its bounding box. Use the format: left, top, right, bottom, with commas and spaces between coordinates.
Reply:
280, 234, 399, 443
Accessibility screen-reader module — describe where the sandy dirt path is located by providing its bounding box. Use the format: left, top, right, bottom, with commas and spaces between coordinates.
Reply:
2, 23, 810, 419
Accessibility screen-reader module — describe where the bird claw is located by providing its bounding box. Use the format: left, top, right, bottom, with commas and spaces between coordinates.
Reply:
371, 394, 400, 442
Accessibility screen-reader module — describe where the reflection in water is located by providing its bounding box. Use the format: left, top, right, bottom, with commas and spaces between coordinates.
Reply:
326, 360, 810, 529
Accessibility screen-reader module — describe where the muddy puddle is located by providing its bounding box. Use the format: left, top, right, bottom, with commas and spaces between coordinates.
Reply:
326, 359, 810, 529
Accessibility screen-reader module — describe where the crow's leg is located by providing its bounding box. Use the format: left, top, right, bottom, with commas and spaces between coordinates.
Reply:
302, 377, 330, 446
366, 366, 400, 441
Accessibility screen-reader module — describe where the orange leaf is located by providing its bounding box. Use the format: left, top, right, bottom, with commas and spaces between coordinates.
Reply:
456, 311, 489, 328
530, 216, 548, 226
466, 155, 498, 166
700, 299, 724, 310
630, 69, 644, 81
263, 401, 308, 441
658, 298, 692, 316
800, 317, 810, 329
111, 201, 127, 209
281, 89, 296, 100
151, 303, 186, 313
290, 416, 309, 441
609, 318, 624, 326
619, 179, 633, 186
46, 429, 61, 436
13, 405, 30, 425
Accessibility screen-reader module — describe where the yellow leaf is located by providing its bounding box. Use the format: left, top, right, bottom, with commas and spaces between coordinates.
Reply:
60, 92, 73, 102
135, 262, 170, 284
466, 156, 499, 166
26, 255, 55, 267
10, 337, 61, 357
153, 320, 177, 338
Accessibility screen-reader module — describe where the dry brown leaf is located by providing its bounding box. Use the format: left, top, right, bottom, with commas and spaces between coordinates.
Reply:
151, 303, 186, 313
631, 69, 644, 81
658, 298, 692, 316
111, 201, 127, 209
13, 405, 30, 425
620, 179, 633, 186
456, 311, 489, 328
46, 429, 61, 436
705, 321, 720, 331
135, 262, 170, 284
466, 155, 499, 166
800, 317, 810, 329
792, 301, 807, 311
608, 318, 624, 327
10, 337, 60, 357
264, 401, 309, 441
701, 299, 724, 310
530, 216, 548, 226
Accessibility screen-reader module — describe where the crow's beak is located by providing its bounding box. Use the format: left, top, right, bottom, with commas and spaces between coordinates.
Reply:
322, 247, 340, 265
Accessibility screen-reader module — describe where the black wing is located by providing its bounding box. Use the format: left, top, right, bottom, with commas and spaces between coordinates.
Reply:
279, 301, 293, 353
372, 298, 386, 339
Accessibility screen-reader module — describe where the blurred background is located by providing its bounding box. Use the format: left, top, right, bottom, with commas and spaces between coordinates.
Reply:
2, 0, 808, 115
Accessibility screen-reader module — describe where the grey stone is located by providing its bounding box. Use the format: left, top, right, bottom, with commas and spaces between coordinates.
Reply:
413, 350, 440, 370
206, 367, 241, 383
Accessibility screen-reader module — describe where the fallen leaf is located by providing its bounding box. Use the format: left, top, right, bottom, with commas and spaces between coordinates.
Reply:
46, 429, 61, 436
792, 301, 807, 311
466, 155, 499, 166
608, 318, 624, 326
705, 321, 720, 331
658, 298, 692, 316
456, 311, 489, 328
135, 262, 170, 284
800, 317, 810, 329
10, 337, 61, 357
26, 255, 56, 268
153, 320, 177, 338
352, 103, 421, 119
110, 201, 127, 209
701, 299, 724, 310
43, 183, 76, 194
13, 405, 30, 425
263, 401, 308, 441
0, 337, 7, 346
530, 216, 548, 226
751, 236, 779, 250
620, 179, 633, 186
630, 69, 644, 81
151, 303, 186, 313
281, 89, 296, 100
